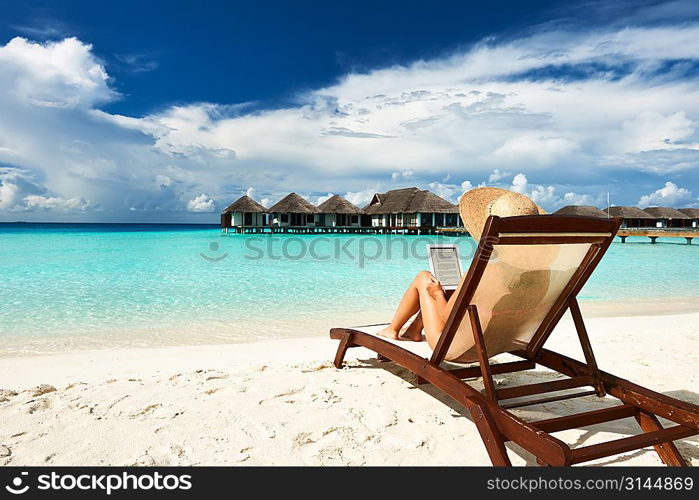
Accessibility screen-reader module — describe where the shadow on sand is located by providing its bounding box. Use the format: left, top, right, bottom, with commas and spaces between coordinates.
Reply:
352, 356, 698, 466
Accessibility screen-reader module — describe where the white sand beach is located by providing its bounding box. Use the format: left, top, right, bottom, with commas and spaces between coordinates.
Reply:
0, 307, 697, 466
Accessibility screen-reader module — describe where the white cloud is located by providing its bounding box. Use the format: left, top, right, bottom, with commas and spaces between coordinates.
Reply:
315, 193, 334, 205
0, 168, 42, 209
245, 186, 256, 199
0, 166, 91, 212
619, 111, 696, 152
493, 135, 579, 168
0, 37, 115, 108
21, 194, 90, 212
2, 6, 699, 220
138, 21, 699, 182
10, 22, 70, 40
488, 169, 510, 183
115, 53, 159, 73
511, 172, 557, 205
425, 181, 458, 203
186, 193, 215, 212
638, 181, 694, 207
344, 188, 376, 207
391, 169, 414, 181
511, 173, 528, 194
155, 174, 172, 187
561, 191, 601, 206
509, 173, 602, 210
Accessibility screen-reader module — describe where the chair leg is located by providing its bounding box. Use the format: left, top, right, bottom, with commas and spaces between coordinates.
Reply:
333, 333, 354, 368
569, 298, 605, 396
469, 403, 512, 466
468, 305, 498, 402
635, 410, 687, 466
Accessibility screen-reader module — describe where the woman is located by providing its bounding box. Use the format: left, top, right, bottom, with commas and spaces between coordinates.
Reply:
379, 187, 545, 350
378, 270, 460, 343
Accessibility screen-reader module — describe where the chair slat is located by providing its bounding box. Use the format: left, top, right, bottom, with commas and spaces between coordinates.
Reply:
496, 376, 595, 401
571, 425, 696, 464
500, 390, 597, 409
416, 360, 535, 386
451, 360, 536, 379
531, 405, 637, 433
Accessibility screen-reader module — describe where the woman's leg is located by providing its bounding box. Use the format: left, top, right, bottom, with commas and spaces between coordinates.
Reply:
418, 280, 466, 347
401, 312, 424, 341
416, 284, 451, 348
380, 272, 465, 343
401, 288, 461, 341
378, 271, 432, 340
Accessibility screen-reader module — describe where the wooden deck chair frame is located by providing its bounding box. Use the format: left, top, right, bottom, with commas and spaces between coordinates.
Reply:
330, 215, 699, 466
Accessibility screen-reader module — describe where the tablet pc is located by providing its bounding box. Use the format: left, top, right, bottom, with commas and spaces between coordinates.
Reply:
426, 244, 464, 291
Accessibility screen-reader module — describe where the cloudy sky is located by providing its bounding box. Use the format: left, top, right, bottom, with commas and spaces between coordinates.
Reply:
1, 0, 698, 222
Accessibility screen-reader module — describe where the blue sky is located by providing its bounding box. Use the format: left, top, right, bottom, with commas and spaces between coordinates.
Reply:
1, 0, 698, 222
1, 0, 563, 116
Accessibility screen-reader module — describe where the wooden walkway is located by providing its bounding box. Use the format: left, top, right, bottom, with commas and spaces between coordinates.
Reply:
617, 229, 699, 244
222, 225, 465, 235
220, 225, 698, 242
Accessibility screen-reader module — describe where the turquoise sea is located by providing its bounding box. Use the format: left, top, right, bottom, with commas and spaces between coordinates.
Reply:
1, 223, 698, 354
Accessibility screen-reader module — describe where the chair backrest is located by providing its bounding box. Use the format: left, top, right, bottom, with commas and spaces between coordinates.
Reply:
430, 215, 622, 364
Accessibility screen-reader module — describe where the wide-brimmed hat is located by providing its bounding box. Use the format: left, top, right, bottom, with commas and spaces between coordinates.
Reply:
459, 187, 546, 240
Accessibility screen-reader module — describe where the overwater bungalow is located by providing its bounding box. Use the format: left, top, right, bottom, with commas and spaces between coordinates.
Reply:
316, 194, 364, 228
604, 206, 655, 228
220, 195, 267, 231
268, 192, 320, 227
363, 187, 460, 229
643, 206, 692, 228
553, 205, 608, 218
679, 208, 699, 228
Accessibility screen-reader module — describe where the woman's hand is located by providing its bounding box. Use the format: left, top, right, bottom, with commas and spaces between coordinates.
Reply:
426, 274, 444, 299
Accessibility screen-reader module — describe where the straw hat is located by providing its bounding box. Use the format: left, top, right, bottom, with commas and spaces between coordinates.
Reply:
459, 187, 546, 240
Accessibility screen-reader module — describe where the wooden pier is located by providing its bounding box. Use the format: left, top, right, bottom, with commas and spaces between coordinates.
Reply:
221, 225, 698, 243
617, 228, 699, 244
222, 225, 465, 235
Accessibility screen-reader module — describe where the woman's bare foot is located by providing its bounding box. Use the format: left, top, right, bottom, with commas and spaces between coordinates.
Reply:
399, 321, 423, 341
377, 326, 400, 340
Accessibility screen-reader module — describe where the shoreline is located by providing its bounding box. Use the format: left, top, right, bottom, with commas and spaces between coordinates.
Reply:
0, 310, 697, 465
2, 298, 699, 358
581, 297, 699, 317
4, 307, 699, 389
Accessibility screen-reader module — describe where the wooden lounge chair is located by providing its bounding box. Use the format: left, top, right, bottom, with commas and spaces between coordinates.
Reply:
330, 215, 699, 466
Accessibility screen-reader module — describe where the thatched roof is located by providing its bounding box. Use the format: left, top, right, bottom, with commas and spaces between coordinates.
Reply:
316, 195, 364, 214
410, 190, 460, 213
678, 208, 699, 218
604, 206, 654, 219
554, 205, 608, 218
268, 193, 320, 214
364, 187, 458, 214
221, 195, 267, 214
643, 206, 691, 219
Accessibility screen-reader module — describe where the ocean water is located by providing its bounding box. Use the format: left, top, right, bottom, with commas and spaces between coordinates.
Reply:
1, 223, 698, 354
